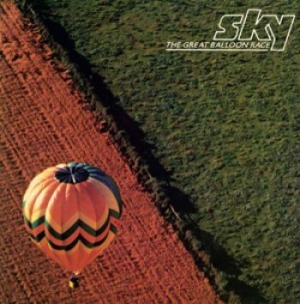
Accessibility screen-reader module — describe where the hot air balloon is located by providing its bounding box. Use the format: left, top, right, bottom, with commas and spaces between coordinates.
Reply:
22, 162, 122, 288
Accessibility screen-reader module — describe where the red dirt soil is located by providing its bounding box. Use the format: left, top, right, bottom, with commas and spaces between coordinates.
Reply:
0, 2, 223, 303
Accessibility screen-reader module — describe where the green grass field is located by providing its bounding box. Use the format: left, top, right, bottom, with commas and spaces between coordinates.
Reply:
20, 1, 300, 302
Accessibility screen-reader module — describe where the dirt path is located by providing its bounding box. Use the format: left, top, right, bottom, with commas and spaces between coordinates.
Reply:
0, 2, 222, 303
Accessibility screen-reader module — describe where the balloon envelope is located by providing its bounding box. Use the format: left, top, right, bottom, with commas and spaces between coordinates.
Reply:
22, 162, 122, 274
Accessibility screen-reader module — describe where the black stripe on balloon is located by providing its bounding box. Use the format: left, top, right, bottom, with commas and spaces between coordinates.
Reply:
30, 231, 109, 250
24, 215, 45, 229
29, 231, 45, 242
24, 210, 120, 240
109, 209, 121, 220
47, 232, 110, 251
29, 229, 117, 251
23, 206, 120, 231
45, 215, 110, 240
110, 223, 117, 234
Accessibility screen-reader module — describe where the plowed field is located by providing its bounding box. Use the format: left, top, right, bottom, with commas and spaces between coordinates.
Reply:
0, 2, 222, 303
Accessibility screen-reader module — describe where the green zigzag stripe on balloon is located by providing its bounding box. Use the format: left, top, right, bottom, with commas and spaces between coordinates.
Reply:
24, 209, 119, 240
29, 226, 116, 251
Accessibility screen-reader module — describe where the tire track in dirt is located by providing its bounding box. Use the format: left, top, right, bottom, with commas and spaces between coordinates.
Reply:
0, 2, 223, 303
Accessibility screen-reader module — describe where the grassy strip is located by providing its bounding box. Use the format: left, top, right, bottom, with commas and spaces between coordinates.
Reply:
14, 0, 241, 302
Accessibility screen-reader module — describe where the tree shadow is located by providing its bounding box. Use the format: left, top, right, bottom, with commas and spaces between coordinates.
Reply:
18, 2, 267, 302
186, 226, 267, 303
44, 18, 174, 180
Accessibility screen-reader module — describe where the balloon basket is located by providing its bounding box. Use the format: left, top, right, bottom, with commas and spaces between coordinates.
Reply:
69, 275, 79, 288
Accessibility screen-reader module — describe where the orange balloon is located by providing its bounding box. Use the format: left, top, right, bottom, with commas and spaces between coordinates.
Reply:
23, 162, 122, 274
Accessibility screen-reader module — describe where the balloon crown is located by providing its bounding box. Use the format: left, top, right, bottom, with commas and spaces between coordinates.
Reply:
55, 162, 89, 184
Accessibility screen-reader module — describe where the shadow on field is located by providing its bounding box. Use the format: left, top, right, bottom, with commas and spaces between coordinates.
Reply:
186, 225, 267, 303
17, 1, 266, 302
